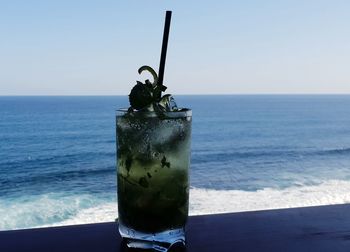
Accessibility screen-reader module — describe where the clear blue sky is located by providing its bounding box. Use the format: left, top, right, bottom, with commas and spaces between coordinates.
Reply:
1, 0, 350, 95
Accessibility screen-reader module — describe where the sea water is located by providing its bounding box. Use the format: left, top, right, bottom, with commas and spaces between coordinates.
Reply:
1, 95, 350, 230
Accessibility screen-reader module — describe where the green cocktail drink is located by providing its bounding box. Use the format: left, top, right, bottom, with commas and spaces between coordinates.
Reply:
117, 108, 191, 246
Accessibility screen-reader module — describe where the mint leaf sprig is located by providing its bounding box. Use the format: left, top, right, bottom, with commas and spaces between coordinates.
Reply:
129, 65, 168, 111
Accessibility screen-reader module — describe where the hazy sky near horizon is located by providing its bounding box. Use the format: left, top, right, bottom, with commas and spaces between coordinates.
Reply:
1, 1, 350, 95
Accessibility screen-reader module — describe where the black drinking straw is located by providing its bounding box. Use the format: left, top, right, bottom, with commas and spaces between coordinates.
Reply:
157, 11, 172, 99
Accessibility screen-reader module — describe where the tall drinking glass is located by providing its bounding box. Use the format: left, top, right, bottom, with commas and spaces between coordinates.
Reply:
116, 108, 192, 250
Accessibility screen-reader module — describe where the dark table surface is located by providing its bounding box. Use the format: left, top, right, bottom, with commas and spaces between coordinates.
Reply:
2, 204, 350, 252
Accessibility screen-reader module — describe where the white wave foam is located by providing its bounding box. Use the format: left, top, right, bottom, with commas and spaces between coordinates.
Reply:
3, 180, 350, 230
44, 203, 118, 228
0, 193, 113, 231
190, 179, 350, 215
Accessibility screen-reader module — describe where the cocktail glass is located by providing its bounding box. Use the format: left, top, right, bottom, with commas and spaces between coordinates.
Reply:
116, 108, 192, 250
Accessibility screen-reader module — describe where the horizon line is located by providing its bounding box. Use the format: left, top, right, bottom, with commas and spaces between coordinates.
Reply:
2, 93, 350, 97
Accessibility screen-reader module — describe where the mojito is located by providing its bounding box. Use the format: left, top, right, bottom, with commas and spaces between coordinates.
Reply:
117, 109, 191, 237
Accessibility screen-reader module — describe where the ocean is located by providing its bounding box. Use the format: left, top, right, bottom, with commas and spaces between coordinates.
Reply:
1, 95, 350, 231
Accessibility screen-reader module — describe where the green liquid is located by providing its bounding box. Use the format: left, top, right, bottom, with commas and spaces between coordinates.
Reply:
117, 111, 191, 233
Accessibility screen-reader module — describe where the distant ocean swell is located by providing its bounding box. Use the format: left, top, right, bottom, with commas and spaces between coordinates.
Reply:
2, 147, 349, 178
0, 151, 114, 167
192, 147, 350, 164
1, 180, 350, 230
0, 167, 113, 191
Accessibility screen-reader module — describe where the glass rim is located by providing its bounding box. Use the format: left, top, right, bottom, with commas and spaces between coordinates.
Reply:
116, 108, 192, 118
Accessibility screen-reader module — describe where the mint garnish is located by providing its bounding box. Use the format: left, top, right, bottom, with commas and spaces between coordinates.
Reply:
129, 81, 154, 110
129, 65, 168, 111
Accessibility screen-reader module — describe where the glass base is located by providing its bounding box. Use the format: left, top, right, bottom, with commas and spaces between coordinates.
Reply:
119, 222, 186, 251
